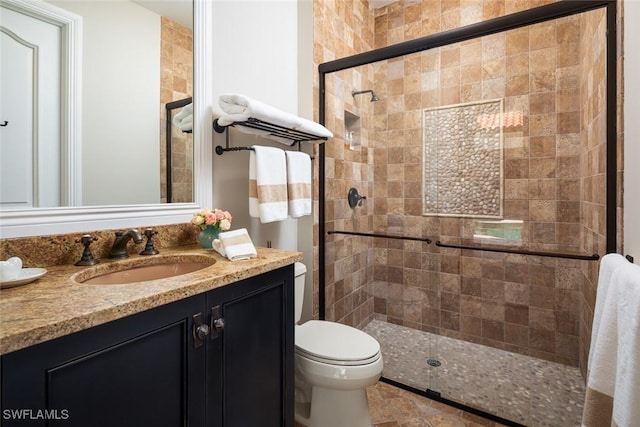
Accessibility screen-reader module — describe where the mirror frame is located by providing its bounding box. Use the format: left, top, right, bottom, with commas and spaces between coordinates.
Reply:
0, 0, 213, 239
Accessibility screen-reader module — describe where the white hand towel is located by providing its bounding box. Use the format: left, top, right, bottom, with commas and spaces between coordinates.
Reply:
582, 254, 640, 427
611, 259, 640, 426
249, 146, 288, 223
213, 228, 257, 261
172, 103, 193, 132
249, 151, 259, 218
285, 151, 312, 218
217, 94, 333, 144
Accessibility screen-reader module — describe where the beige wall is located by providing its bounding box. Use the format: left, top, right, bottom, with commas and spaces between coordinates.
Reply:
624, 0, 640, 261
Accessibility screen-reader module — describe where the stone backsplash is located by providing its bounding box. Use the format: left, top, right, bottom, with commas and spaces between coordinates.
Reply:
0, 224, 198, 268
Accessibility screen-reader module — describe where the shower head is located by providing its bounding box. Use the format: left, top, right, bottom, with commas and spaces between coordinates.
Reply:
351, 89, 379, 102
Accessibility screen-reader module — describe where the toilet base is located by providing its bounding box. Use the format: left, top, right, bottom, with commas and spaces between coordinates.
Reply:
295, 386, 373, 427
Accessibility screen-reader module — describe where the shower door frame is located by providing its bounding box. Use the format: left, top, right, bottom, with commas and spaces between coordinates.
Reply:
317, 0, 617, 318
317, 0, 617, 423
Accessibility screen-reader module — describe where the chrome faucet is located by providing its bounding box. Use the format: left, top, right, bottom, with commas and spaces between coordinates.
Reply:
108, 229, 144, 259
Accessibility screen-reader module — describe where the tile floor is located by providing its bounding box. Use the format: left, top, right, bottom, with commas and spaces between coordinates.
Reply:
294, 381, 502, 427
364, 319, 585, 427
367, 381, 504, 427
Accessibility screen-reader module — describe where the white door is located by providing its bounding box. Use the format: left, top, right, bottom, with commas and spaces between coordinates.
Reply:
0, 4, 61, 208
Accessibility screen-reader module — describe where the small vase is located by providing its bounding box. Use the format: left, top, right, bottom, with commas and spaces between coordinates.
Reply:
198, 226, 220, 249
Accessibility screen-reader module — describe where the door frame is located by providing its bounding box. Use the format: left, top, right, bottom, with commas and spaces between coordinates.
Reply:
1, 0, 82, 206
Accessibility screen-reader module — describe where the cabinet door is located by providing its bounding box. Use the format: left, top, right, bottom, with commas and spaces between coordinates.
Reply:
207, 266, 294, 427
1, 295, 207, 427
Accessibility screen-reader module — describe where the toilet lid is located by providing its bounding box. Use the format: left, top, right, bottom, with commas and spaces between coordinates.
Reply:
295, 320, 380, 365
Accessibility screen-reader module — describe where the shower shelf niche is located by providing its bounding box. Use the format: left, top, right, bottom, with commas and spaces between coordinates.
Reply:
344, 110, 360, 150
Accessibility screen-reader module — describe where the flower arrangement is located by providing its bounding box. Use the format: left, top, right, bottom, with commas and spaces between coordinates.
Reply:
191, 208, 232, 232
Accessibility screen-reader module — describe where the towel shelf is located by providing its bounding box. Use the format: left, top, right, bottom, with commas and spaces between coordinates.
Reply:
213, 117, 329, 144
214, 119, 314, 159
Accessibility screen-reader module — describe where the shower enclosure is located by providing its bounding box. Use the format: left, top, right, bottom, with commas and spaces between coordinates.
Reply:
318, 1, 617, 426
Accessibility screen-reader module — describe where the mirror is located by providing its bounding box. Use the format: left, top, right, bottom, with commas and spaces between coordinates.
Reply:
0, 0, 213, 237
1, 0, 193, 207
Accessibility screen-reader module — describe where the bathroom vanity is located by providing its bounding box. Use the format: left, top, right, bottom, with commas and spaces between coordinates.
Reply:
0, 247, 301, 427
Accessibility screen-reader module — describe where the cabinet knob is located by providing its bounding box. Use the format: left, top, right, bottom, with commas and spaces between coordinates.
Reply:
210, 305, 224, 340
192, 312, 209, 348
195, 324, 211, 340
213, 318, 225, 331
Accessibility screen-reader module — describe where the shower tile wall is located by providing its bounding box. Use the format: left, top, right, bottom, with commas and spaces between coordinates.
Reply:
370, 6, 607, 367
314, 0, 564, 331
314, 0, 621, 375
578, 8, 611, 377
314, 0, 379, 327
160, 17, 193, 203
323, 70, 378, 328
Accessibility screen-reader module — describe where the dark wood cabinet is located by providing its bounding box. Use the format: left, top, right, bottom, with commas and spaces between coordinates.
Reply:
1, 265, 294, 427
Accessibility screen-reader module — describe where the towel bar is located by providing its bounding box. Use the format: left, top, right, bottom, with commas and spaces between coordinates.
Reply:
435, 241, 600, 261
215, 145, 254, 155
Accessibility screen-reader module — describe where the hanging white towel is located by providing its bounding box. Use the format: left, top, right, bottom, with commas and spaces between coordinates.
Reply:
249, 151, 259, 218
172, 103, 193, 132
217, 94, 333, 145
249, 146, 288, 223
285, 151, 312, 218
212, 228, 258, 261
582, 254, 640, 427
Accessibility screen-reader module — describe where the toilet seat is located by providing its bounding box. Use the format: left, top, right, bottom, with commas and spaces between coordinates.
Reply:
295, 320, 381, 366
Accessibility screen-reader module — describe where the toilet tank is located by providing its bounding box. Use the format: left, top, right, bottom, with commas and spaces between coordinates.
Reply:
294, 262, 306, 324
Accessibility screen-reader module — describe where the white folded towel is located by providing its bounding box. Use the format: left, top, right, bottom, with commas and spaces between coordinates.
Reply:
285, 151, 312, 218
217, 94, 333, 145
249, 146, 288, 223
212, 228, 257, 261
582, 254, 640, 427
172, 103, 193, 132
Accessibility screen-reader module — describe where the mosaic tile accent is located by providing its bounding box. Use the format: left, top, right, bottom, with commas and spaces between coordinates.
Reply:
364, 319, 585, 427
423, 100, 503, 218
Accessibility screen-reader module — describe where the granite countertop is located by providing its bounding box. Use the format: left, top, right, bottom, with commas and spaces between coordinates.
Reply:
0, 246, 303, 355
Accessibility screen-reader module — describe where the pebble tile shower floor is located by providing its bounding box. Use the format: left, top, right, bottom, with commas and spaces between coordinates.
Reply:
363, 319, 585, 427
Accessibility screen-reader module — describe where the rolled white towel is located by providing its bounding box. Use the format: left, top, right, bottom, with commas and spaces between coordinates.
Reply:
173, 103, 193, 132
217, 94, 332, 144
177, 116, 192, 132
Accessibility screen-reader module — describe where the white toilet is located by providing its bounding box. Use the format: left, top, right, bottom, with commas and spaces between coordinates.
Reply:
293, 262, 383, 427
